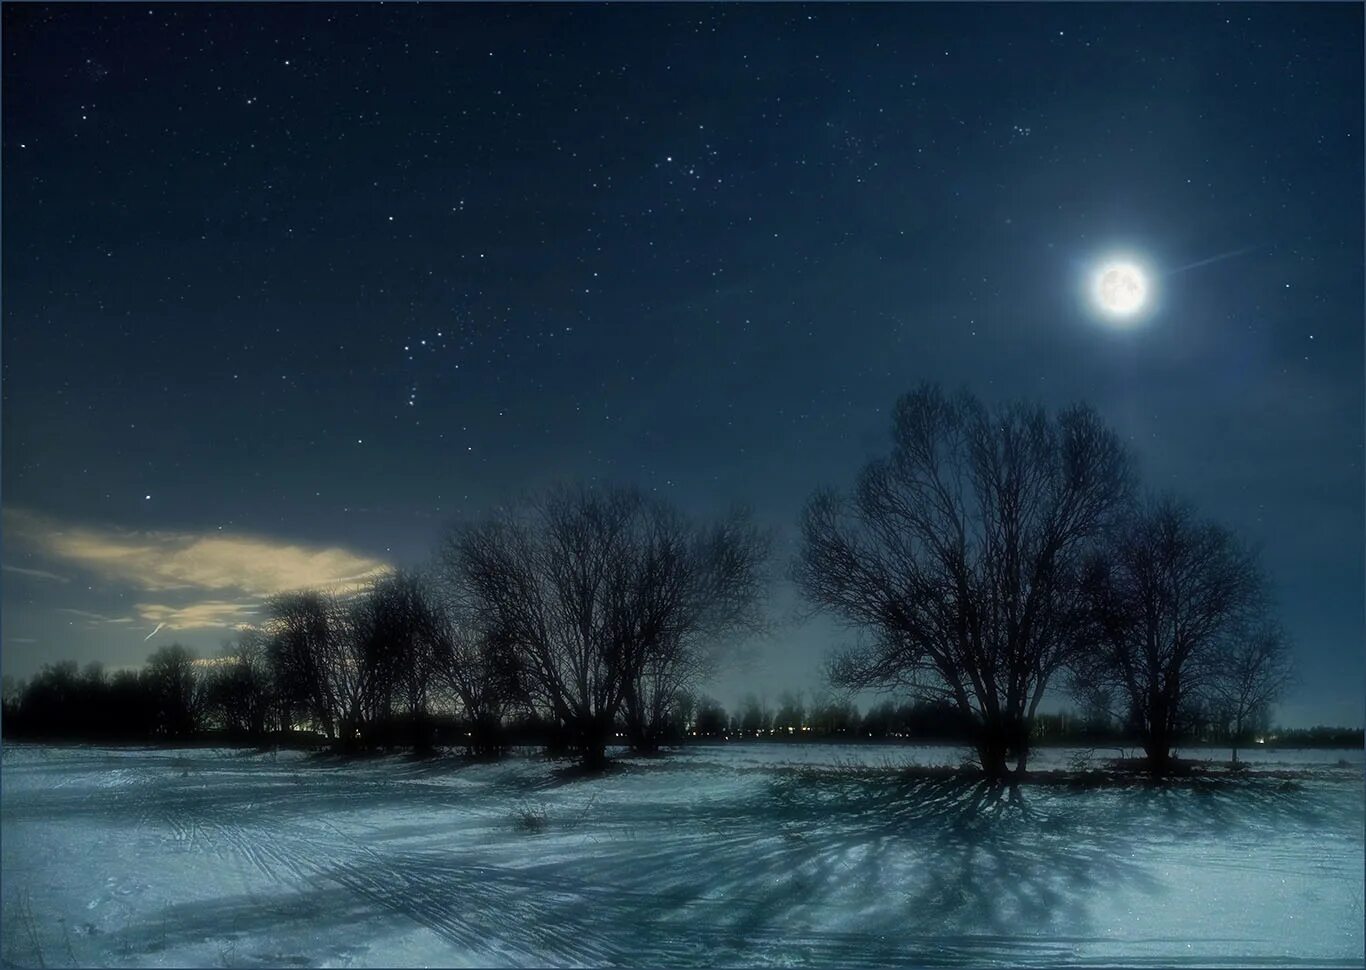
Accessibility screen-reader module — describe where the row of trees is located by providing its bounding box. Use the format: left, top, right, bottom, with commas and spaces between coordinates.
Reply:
696, 692, 1290, 753
797, 384, 1296, 777
1, 646, 203, 741
3, 385, 1305, 779
4, 486, 770, 769
0, 654, 1329, 755
693, 694, 977, 740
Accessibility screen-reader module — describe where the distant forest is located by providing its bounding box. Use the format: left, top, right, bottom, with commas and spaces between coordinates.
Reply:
5, 661, 1358, 753
5, 386, 1359, 778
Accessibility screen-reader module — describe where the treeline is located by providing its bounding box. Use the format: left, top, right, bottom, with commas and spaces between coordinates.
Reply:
0, 645, 701, 752
690, 694, 976, 740
9, 661, 1355, 756
684, 693, 1358, 749
4, 485, 767, 768
1261, 726, 1364, 749
4, 384, 1349, 780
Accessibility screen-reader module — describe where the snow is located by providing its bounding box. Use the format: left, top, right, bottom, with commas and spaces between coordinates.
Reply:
2, 742, 1362, 967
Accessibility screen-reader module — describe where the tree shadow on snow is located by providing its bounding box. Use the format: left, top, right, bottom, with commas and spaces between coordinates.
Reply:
27, 756, 1361, 967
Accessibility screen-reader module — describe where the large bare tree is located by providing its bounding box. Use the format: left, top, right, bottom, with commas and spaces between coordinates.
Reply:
201, 629, 275, 739
439, 483, 767, 768
265, 591, 336, 738
613, 505, 769, 753
352, 571, 445, 747
1078, 496, 1270, 775
143, 643, 204, 739
796, 384, 1132, 780
265, 589, 383, 747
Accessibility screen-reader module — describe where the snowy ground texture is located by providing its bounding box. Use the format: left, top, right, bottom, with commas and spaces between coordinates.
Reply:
2, 742, 1362, 968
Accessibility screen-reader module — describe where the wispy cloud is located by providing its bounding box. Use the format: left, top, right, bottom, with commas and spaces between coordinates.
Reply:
6, 509, 391, 597
6, 508, 393, 635
55, 608, 132, 625
134, 601, 261, 631
2, 563, 71, 583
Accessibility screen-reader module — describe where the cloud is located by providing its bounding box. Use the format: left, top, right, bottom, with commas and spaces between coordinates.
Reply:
5, 508, 391, 598
133, 601, 262, 631
55, 608, 133, 625
2, 563, 71, 583
6, 508, 393, 636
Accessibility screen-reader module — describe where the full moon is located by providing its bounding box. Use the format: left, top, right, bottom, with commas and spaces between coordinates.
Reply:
1093, 262, 1148, 317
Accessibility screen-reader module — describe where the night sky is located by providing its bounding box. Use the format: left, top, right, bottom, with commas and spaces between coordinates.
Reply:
3, 3, 1362, 727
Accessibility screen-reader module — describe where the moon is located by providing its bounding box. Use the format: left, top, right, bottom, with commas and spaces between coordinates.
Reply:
1092, 261, 1148, 317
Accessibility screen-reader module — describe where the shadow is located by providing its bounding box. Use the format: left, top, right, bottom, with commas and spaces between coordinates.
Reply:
8, 748, 1362, 967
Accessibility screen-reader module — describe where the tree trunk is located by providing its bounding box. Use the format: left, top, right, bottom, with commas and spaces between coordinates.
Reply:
1144, 727, 1173, 777
977, 738, 1010, 782
468, 714, 504, 761
574, 716, 611, 771
581, 739, 608, 771
1009, 715, 1031, 776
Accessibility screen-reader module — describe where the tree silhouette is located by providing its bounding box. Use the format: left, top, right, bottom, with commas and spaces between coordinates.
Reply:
1077, 496, 1270, 775
201, 630, 275, 740
797, 384, 1132, 780
143, 644, 203, 739
433, 618, 525, 758
440, 483, 766, 768
265, 590, 379, 746
738, 692, 772, 736
1209, 619, 1295, 763
693, 696, 729, 736
612, 504, 768, 753
352, 571, 445, 749
772, 690, 806, 735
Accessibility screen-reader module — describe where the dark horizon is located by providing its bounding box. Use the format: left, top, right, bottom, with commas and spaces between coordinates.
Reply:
3, 3, 1362, 729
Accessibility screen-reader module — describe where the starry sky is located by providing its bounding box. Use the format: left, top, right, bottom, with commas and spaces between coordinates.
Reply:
3, 3, 1362, 727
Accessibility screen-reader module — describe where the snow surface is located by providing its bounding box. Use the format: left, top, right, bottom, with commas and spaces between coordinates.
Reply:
2, 742, 1361, 967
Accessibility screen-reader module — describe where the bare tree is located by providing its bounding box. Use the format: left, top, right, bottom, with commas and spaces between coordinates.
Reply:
1208, 619, 1295, 763
143, 644, 203, 739
614, 505, 769, 753
433, 617, 525, 759
772, 690, 806, 735
440, 485, 639, 768
796, 384, 1132, 780
1078, 496, 1268, 775
439, 483, 767, 768
265, 589, 387, 748
351, 571, 445, 748
808, 691, 860, 736
693, 696, 729, 736
202, 629, 274, 740
266, 591, 338, 739
737, 692, 771, 736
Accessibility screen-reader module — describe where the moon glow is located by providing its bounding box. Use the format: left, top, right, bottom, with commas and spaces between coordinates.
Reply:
1092, 262, 1148, 318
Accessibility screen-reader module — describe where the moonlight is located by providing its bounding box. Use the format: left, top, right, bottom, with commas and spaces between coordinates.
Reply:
1092, 261, 1149, 318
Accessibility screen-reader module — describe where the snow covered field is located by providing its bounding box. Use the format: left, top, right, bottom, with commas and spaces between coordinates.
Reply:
2, 742, 1362, 967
